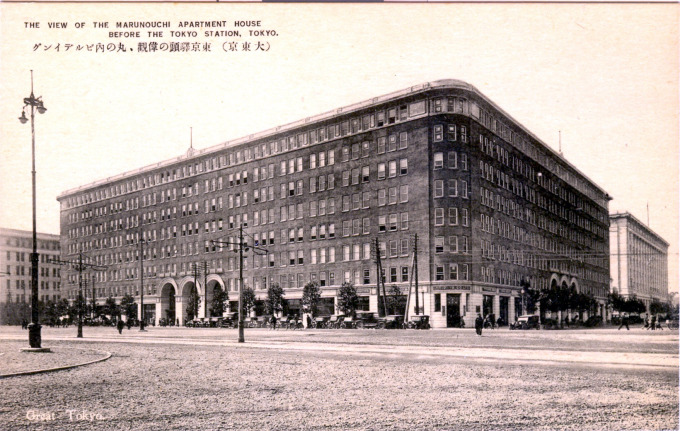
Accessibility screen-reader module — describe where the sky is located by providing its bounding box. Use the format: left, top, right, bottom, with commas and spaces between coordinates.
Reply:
0, 3, 678, 291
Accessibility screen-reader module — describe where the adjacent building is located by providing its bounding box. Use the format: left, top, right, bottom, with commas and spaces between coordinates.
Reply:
610, 212, 669, 310
57, 80, 611, 328
0, 227, 62, 324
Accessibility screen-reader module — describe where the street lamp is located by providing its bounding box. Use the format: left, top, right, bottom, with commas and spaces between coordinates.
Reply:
139, 237, 146, 331
19, 70, 47, 349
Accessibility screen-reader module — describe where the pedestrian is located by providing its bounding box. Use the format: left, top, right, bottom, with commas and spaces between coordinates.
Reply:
126, 319, 132, 330
117, 318, 124, 334
21, 319, 28, 330
618, 313, 630, 330
475, 313, 484, 336
644, 314, 650, 330
270, 314, 277, 330
650, 314, 657, 331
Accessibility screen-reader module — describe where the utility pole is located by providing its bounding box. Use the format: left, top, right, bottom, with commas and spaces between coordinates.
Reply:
413, 233, 419, 315
238, 226, 244, 342
211, 226, 266, 343
91, 275, 96, 319
51, 252, 106, 338
373, 238, 388, 317
204, 260, 208, 318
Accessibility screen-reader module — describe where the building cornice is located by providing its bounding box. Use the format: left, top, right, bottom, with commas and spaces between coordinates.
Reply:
57, 79, 609, 201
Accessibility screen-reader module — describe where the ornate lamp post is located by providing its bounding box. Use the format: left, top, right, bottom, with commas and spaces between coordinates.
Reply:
19, 70, 47, 349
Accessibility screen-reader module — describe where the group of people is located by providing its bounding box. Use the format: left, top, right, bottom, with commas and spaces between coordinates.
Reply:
643, 314, 664, 331
618, 313, 666, 331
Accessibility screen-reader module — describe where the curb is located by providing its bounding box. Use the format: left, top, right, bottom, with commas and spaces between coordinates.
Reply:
0, 348, 112, 379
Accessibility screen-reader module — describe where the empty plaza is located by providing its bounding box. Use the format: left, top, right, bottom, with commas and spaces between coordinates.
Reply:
0, 325, 677, 431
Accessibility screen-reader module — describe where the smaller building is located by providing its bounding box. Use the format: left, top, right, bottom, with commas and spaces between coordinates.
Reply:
609, 212, 669, 310
0, 227, 62, 324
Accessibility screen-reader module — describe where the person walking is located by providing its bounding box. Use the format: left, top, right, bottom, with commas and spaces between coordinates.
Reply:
117, 318, 124, 335
270, 314, 277, 330
618, 312, 630, 330
475, 313, 484, 336
650, 314, 657, 331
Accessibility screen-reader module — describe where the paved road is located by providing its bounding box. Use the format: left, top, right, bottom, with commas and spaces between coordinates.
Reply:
2, 325, 677, 371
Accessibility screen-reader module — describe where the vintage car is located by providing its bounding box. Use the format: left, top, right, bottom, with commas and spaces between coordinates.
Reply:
383, 315, 405, 329
405, 315, 430, 329
353, 311, 383, 329
220, 312, 238, 328
325, 315, 345, 329
509, 315, 541, 330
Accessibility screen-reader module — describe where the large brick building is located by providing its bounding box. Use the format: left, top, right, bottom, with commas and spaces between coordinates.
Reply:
0, 227, 62, 324
610, 212, 669, 310
57, 80, 611, 328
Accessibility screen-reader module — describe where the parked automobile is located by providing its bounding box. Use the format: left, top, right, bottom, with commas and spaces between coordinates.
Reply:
341, 315, 356, 329
510, 315, 540, 330
220, 312, 238, 328
312, 316, 329, 329
354, 311, 383, 329
325, 315, 344, 329
406, 315, 430, 329
383, 315, 405, 329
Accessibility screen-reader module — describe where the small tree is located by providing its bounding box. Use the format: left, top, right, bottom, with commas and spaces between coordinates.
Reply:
241, 286, 256, 316
120, 293, 137, 321
337, 282, 359, 316
520, 279, 541, 315
386, 285, 407, 315
301, 281, 321, 317
608, 291, 626, 313
650, 300, 669, 316
265, 283, 285, 316
186, 285, 200, 321
103, 296, 119, 319
56, 298, 70, 321
210, 285, 229, 317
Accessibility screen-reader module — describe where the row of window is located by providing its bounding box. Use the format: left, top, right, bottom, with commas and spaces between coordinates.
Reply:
433, 179, 469, 199
433, 207, 469, 227
433, 151, 468, 171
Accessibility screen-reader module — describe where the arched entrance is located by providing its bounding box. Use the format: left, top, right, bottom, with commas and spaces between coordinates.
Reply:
181, 280, 201, 324
205, 276, 226, 317
160, 282, 177, 326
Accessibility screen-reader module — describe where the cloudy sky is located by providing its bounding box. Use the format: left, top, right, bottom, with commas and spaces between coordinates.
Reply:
1, 3, 677, 290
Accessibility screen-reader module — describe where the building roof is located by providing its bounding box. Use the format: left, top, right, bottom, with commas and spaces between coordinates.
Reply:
610, 212, 669, 247
58, 79, 609, 200
0, 227, 60, 241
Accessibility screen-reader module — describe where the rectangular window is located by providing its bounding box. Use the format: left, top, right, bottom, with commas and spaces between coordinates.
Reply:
399, 132, 408, 150
434, 208, 444, 226
377, 163, 386, 180
448, 151, 457, 169
448, 208, 458, 225
434, 180, 444, 198
400, 185, 409, 203
449, 236, 458, 253
388, 187, 398, 205
377, 137, 386, 154
378, 215, 386, 233
435, 265, 444, 281
388, 160, 397, 178
434, 152, 443, 170
400, 212, 409, 230
389, 214, 398, 231
433, 125, 443, 142
448, 179, 458, 197
399, 159, 408, 175
435, 236, 444, 254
